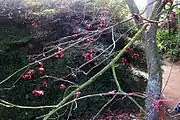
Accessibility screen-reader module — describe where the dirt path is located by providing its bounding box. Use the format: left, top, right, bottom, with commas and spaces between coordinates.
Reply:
162, 60, 180, 109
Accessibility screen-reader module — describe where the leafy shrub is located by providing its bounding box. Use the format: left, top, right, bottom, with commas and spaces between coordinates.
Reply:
157, 30, 180, 60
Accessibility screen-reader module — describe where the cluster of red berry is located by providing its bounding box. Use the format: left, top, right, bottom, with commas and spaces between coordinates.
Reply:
121, 48, 140, 63
121, 57, 127, 63
32, 90, 44, 97
85, 23, 92, 30
125, 47, 134, 51
99, 18, 106, 28
55, 47, 64, 58
131, 53, 140, 59
21, 69, 35, 80
82, 49, 95, 62
59, 83, 66, 89
21, 61, 45, 96
76, 91, 81, 98
37, 61, 45, 75
21, 62, 45, 79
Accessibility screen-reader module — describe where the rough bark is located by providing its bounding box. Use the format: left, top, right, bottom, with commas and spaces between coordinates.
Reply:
144, 23, 162, 120
126, 0, 163, 119
144, 1, 163, 119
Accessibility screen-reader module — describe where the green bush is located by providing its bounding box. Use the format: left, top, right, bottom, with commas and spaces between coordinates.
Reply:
157, 30, 180, 60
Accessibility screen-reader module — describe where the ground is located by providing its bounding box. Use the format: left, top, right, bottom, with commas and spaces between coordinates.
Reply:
162, 60, 180, 108
162, 60, 180, 119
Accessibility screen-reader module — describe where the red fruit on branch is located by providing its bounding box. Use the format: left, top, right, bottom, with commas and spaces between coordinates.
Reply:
85, 38, 93, 43
55, 47, 64, 58
76, 91, 81, 98
29, 69, 35, 74
22, 69, 33, 80
59, 84, 66, 89
86, 24, 92, 29
41, 81, 47, 87
27, 69, 35, 76
82, 50, 95, 62
99, 18, 106, 27
55, 54, 59, 58
86, 58, 90, 62
38, 67, 45, 75
88, 49, 95, 54
37, 61, 44, 67
99, 18, 105, 24
59, 52, 64, 58
22, 74, 29, 79
89, 54, 93, 59
82, 54, 87, 59
125, 47, 134, 51
32, 90, 44, 97
57, 47, 61, 51
121, 57, 127, 63
132, 53, 140, 59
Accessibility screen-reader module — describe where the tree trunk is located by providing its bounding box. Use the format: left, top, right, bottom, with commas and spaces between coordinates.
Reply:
126, 0, 163, 119
143, 23, 162, 120
144, 1, 163, 119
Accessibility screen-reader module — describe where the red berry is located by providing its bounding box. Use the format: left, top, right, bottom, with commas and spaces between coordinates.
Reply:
22, 74, 29, 79
41, 81, 47, 87
59, 84, 66, 89
86, 59, 90, 62
59, 52, 64, 58
88, 49, 94, 54
37, 61, 43, 67
22, 74, 32, 80
80, 45, 85, 49
82, 54, 87, 59
85, 39, 92, 43
76, 91, 81, 98
89, 54, 93, 59
99, 19, 105, 24
32, 90, 44, 97
125, 47, 133, 51
136, 54, 140, 57
86, 24, 91, 29
132, 53, 140, 59
121, 57, 127, 63
27, 69, 35, 75
27, 75, 32, 80
57, 47, 61, 51
55, 48, 64, 58
38, 67, 45, 75
55, 54, 59, 58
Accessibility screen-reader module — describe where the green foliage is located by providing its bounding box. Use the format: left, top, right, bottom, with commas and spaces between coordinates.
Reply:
94, 0, 130, 20
157, 30, 180, 59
